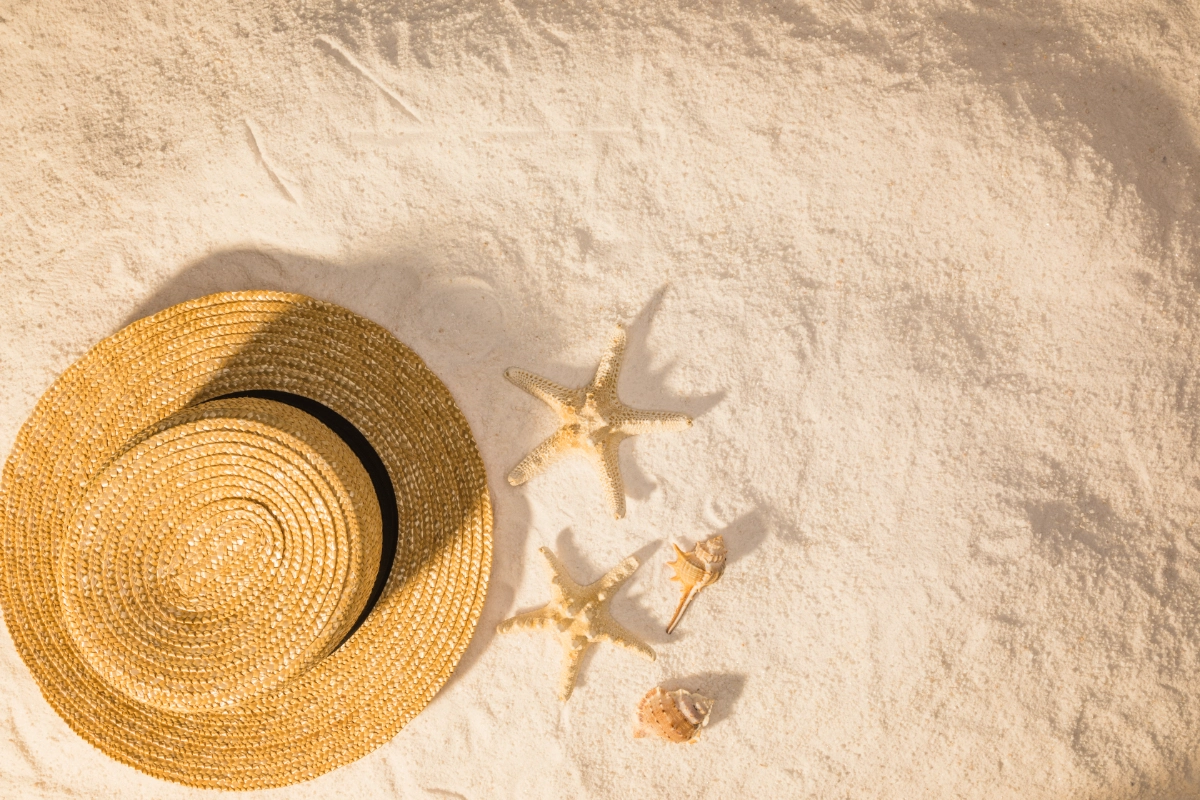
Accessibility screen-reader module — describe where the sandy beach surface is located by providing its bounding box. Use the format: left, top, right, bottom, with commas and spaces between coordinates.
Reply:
3, 1, 1200, 797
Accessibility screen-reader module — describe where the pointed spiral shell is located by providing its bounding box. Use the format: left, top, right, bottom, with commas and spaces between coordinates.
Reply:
665, 535, 727, 634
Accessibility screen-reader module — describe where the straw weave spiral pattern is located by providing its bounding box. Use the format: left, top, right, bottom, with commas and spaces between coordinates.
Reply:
59, 398, 383, 714
0, 292, 492, 789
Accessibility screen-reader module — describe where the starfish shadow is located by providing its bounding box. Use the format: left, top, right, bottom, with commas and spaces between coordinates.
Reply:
552, 526, 595, 579
499, 284, 714, 516
618, 286, 726, 503
554, 528, 672, 647
657, 672, 747, 729
622, 285, 726, 419
614, 439, 658, 503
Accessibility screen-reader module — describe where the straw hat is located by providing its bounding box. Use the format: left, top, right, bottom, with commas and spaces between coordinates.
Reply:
0, 291, 492, 789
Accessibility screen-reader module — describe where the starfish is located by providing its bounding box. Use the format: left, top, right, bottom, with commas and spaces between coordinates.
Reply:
505, 324, 692, 519
497, 546, 655, 701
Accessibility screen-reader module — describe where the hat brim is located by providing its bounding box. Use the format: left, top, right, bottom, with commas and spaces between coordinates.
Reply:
0, 291, 492, 789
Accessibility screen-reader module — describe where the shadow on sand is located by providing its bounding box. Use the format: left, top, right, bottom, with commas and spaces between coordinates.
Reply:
121, 246, 718, 700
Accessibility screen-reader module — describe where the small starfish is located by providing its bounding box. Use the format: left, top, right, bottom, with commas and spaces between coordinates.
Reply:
497, 546, 655, 701
505, 324, 692, 519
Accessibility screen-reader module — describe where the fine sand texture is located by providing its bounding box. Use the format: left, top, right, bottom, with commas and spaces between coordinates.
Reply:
3, 1, 1200, 798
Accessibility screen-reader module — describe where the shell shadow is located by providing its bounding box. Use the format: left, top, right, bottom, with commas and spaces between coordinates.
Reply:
657, 672, 747, 729
711, 508, 769, 566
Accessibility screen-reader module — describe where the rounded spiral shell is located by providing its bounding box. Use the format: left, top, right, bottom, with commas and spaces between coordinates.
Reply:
633, 686, 714, 743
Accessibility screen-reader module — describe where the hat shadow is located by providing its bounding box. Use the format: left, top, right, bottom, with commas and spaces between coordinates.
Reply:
123, 247, 420, 328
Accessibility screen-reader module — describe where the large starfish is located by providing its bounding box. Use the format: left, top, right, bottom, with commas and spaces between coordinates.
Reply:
505, 325, 692, 519
497, 546, 655, 701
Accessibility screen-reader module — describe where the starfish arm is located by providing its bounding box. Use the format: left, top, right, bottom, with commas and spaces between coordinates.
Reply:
591, 325, 627, 393
508, 427, 578, 486
558, 639, 589, 701
504, 368, 582, 414
591, 612, 656, 662
612, 407, 693, 435
590, 436, 627, 519
497, 605, 558, 633
538, 546, 585, 600
596, 554, 640, 596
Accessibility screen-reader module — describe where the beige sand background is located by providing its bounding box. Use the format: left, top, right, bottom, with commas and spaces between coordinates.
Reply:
3, 1, 1200, 797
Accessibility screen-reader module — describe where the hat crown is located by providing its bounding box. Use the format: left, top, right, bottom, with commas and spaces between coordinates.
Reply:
57, 398, 382, 713
169, 511, 269, 603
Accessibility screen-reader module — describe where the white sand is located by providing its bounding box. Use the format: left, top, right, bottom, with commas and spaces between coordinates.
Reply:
3, 1, 1200, 797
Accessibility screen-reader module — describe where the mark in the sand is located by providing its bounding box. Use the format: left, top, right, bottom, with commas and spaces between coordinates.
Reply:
243, 119, 298, 204
423, 789, 469, 800
350, 127, 655, 147
316, 35, 423, 123
413, 275, 506, 359
830, 0, 877, 14
537, 23, 570, 49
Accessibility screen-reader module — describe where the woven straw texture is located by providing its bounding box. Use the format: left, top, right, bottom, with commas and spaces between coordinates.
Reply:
0, 291, 493, 789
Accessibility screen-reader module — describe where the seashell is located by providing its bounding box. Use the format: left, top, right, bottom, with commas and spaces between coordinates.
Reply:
665, 535, 727, 634
633, 686, 714, 743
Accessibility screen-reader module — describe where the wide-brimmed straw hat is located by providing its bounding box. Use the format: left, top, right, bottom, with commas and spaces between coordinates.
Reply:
0, 291, 492, 789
